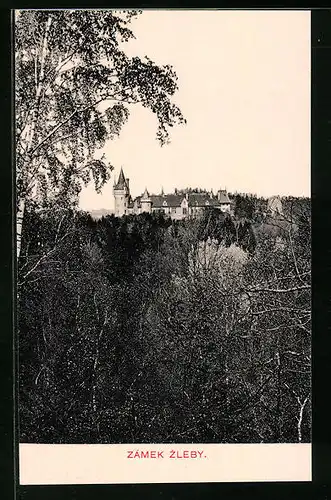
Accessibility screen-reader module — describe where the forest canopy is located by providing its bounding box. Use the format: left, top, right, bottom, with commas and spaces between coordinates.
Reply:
18, 198, 311, 444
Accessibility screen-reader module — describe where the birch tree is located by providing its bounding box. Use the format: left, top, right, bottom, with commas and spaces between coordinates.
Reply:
15, 9, 186, 258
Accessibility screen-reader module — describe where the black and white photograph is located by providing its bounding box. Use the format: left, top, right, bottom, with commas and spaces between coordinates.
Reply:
16, 8, 311, 477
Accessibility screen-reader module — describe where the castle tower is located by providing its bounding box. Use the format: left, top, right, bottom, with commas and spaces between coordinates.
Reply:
141, 187, 152, 214
113, 167, 130, 217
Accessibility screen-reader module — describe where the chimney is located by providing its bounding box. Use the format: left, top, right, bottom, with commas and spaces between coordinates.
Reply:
126, 178, 129, 190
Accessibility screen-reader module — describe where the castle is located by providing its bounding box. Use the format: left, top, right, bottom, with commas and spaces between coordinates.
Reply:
113, 167, 233, 220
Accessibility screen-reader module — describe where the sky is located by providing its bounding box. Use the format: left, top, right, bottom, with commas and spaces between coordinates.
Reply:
79, 10, 311, 211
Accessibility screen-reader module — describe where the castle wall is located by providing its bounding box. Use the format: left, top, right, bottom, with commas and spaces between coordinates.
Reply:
114, 189, 129, 217
141, 201, 152, 214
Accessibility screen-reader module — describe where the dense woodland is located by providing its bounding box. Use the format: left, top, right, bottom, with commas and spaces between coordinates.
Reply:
18, 194, 311, 444
15, 10, 310, 445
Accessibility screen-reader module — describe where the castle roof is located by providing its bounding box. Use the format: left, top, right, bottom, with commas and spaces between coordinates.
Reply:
162, 194, 184, 207
114, 167, 128, 190
128, 195, 134, 209
189, 193, 218, 207
217, 190, 232, 204
142, 187, 149, 198
149, 195, 167, 207
133, 190, 232, 209
134, 194, 185, 208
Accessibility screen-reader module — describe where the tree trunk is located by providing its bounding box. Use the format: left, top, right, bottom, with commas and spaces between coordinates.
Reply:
275, 350, 282, 441
17, 18, 52, 263
17, 198, 25, 261
19, 15, 52, 152
297, 395, 309, 443
17, 17, 52, 247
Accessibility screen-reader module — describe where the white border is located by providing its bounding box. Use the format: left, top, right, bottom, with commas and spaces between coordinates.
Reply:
19, 443, 312, 484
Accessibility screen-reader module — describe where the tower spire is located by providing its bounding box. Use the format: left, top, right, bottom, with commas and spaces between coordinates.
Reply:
114, 167, 129, 190
142, 186, 150, 200
113, 167, 129, 217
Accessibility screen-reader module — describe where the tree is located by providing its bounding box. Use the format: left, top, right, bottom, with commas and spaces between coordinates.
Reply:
241, 204, 311, 442
15, 9, 186, 258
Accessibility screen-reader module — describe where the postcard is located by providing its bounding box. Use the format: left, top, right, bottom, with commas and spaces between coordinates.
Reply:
15, 8, 311, 485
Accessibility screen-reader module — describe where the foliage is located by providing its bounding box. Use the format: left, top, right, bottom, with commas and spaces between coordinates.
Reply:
18, 202, 311, 444
15, 10, 186, 210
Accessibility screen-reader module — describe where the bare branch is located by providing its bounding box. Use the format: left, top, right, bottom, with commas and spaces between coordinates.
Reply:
248, 284, 310, 294
19, 231, 71, 284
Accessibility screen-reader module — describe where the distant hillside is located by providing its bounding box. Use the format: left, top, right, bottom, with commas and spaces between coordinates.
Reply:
89, 208, 114, 219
